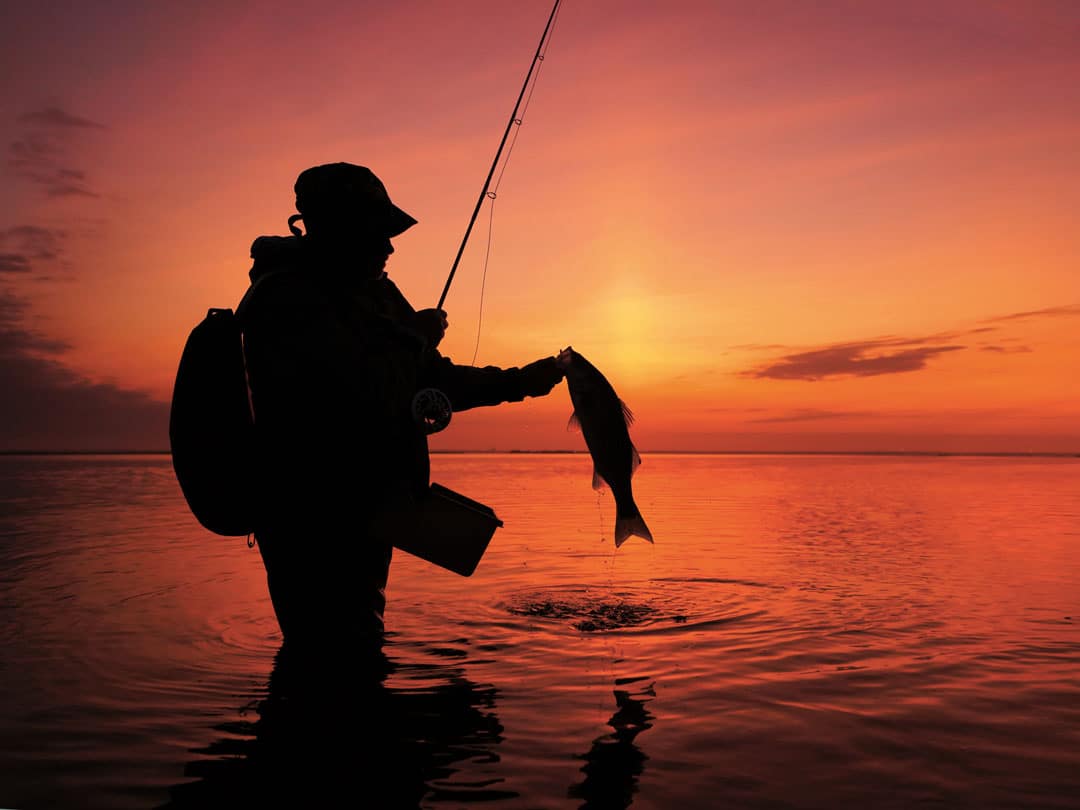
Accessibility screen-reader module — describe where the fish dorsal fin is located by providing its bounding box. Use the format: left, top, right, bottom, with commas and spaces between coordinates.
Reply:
620, 400, 634, 426
631, 445, 641, 476
567, 411, 581, 432
592, 465, 605, 491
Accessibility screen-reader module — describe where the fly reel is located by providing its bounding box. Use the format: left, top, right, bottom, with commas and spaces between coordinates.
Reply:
412, 387, 452, 434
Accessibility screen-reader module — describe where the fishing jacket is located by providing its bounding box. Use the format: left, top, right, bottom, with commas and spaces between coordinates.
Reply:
238, 234, 530, 527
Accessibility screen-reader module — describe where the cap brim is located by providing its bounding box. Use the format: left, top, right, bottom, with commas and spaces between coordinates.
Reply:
384, 205, 418, 238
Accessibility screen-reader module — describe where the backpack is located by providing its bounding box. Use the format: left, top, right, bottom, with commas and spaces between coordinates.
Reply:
171, 237, 306, 536
169, 303, 256, 537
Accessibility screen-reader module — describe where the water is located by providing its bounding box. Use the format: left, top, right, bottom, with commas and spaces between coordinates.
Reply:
1, 453, 1079, 809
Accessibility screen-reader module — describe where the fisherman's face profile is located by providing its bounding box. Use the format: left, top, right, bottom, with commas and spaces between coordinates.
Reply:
308, 214, 396, 277
360, 235, 394, 275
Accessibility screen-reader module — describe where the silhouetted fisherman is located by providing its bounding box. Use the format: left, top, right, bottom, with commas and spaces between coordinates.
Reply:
238, 163, 564, 651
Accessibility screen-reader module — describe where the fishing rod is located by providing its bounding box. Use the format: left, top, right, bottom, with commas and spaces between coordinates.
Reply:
436, 0, 563, 311
414, 0, 562, 436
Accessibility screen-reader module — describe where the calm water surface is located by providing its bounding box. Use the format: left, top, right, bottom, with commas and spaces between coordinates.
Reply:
1, 453, 1078, 808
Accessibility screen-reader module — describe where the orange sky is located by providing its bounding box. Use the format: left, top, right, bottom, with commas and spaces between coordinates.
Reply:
1, 0, 1077, 452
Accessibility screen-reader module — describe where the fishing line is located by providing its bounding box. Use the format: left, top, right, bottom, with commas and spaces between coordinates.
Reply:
470, 200, 496, 366
470, 1, 563, 365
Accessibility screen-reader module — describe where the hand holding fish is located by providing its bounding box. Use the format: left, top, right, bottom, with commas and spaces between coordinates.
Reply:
518, 356, 565, 398
556, 346, 654, 548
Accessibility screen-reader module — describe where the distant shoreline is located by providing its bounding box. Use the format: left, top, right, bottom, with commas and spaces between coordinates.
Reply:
2, 450, 1078, 459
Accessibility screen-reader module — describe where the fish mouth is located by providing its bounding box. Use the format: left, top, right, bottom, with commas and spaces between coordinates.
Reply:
555, 346, 574, 369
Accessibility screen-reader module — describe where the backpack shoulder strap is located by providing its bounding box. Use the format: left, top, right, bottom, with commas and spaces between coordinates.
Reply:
236, 268, 294, 322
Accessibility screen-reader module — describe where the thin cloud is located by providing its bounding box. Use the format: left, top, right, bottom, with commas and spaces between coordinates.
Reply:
740, 309, 1049, 383
0, 291, 71, 354
924, 326, 1000, 342
733, 327, 993, 358
8, 107, 103, 198
748, 408, 879, 424
8, 132, 62, 168
745, 338, 965, 381
980, 305, 1080, 324
0, 225, 67, 277
19, 107, 106, 129
980, 345, 1033, 354
0, 255, 33, 274
0, 225, 65, 260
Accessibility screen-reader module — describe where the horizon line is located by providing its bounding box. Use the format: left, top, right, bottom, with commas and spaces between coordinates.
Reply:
2, 449, 1078, 458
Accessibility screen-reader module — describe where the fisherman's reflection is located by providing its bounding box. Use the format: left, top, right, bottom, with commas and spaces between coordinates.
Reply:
568, 678, 655, 809
160, 641, 514, 808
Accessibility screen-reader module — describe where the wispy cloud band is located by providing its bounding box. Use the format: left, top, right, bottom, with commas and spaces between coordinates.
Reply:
8, 107, 105, 198
746, 338, 964, 381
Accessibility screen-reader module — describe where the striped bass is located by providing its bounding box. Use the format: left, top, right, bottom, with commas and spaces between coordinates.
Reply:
556, 347, 653, 548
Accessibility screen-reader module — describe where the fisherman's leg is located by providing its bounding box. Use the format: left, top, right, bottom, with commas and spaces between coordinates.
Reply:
254, 524, 392, 649
253, 527, 304, 642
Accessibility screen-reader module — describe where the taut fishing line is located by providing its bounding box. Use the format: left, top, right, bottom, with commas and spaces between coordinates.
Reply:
471, 2, 563, 365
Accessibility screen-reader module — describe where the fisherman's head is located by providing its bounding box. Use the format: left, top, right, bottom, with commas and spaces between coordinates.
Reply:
290, 162, 417, 275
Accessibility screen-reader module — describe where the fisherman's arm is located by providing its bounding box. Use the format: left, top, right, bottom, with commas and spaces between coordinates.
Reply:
399, 293, 563, 410
421, 352, 564, 411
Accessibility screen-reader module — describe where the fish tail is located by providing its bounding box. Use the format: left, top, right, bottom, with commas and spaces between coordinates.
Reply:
615, 512, 654, 548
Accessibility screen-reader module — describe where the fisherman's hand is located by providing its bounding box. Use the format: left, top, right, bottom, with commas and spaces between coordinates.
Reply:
414, 308, 448, 349
519, 356, 565, 398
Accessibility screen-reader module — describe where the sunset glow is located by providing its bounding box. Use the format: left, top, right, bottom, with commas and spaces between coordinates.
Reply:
2, 0, 1077, 452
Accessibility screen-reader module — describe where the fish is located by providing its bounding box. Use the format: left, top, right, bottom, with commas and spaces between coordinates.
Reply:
555, 346, 653, 548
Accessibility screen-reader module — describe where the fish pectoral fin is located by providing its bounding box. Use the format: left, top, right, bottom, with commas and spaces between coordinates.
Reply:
567, 411, 582, 432
631, 445, 641, 476
620, 400, 635, 426
592, 465, 605, 491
